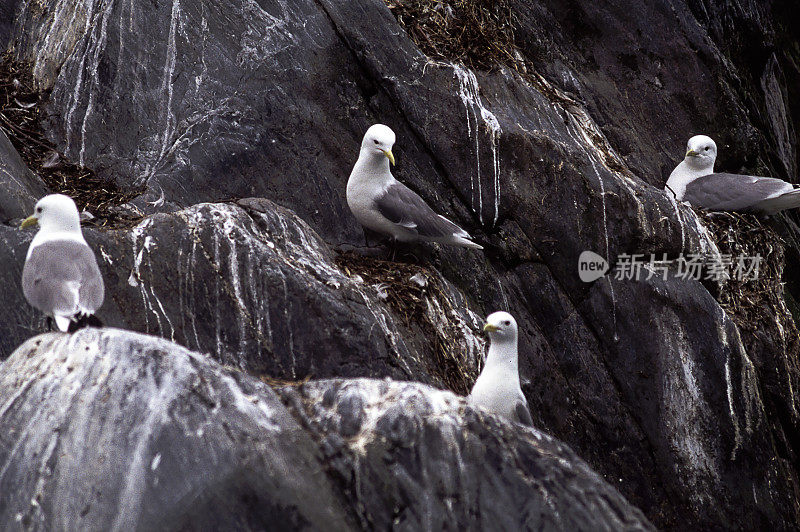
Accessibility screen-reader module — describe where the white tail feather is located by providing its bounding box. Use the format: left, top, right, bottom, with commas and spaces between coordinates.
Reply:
53, 315, 71, 331
754, 188, 800, 214
452, 235, 484, 250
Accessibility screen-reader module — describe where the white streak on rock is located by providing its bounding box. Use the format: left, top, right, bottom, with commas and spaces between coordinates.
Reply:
143, 0, 181, 183
453, 64, 502, 225
79, 0, 114, 166
587, 156, 617, 337
63, 0, 98, 157
236, 0, 296, 67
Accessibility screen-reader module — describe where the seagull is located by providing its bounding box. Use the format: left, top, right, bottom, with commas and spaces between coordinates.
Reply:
468, 311, 532, 426
665, 135, 800, 214
20, 194, 104, 332
346, 124, 483, 251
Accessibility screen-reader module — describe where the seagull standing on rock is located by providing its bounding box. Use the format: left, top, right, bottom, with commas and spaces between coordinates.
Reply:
666, 135, 800, 214
346, 124, 483, 251
20, 194, 104, 332
469, 311, 532, 426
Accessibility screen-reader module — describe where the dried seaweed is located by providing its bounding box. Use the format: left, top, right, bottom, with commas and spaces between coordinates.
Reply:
0, 54, 142, 228
387, 0, 517, 70
336, 250, 479, 395
698, 210, 800, 359
259, 374, 312, 387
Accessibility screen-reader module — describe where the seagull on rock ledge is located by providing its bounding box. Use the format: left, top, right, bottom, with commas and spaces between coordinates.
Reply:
346, 124, 483, 250
665, 135, 800, 214
20, 194, 104, 332
469, 311, 532, 426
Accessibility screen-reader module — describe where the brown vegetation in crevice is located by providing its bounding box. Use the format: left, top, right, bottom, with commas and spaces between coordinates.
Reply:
336, 250, 479, 395
0, 54, 142, 228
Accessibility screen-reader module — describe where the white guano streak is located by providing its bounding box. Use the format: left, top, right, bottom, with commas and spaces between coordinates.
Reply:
143, 0, 180, 184
454, 64, 502, 226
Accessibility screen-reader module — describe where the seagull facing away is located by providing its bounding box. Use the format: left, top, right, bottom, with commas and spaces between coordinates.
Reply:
20, 194, 104, 332
346, 124, 483, 250
468, 311, 532, 426
665, 135, 800, 214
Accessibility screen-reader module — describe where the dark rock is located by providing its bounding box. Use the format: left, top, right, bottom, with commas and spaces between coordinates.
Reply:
0, 0, 21, 50
0, 128, 45, 221
582, 273, 789, 528
0, 222, 41, 354
0, 328, 655, 531
2, 0, 799, 528
511, 0, 799, 184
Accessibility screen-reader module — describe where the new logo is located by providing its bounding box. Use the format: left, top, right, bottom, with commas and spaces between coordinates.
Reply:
578, 251, 609, 282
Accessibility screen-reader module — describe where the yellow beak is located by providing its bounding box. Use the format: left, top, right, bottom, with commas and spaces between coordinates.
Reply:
382, 149, 395, 166
483, 323, 499, 332
20, 215, 38, 229
685, 149, 699, 157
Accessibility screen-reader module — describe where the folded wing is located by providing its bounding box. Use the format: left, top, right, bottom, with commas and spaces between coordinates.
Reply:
683, 173, 795, 212
374, 182, 470, 239
22, 240, 104, 318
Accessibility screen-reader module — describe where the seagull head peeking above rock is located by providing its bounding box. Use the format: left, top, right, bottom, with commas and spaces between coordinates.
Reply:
360, 123, 396, 167
21, 193, 82, 235
683, 135, 717, 172
468, 311, 532, 426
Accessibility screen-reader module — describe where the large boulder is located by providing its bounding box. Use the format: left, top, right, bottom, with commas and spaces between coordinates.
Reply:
0, 328, 654, 531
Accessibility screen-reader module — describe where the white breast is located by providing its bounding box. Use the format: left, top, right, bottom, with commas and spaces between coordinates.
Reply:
469, 366, 522, 419
666, 160, 713, 201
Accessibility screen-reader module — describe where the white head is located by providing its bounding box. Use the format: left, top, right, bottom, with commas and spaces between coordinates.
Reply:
483, 311, 518, 344
21, 194, 82, 234
360, 124, 396, 166
683, 135, 717, 170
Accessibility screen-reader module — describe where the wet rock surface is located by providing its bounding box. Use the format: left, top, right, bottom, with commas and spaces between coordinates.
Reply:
0, 329, 653, 531
1, 0, 799, 528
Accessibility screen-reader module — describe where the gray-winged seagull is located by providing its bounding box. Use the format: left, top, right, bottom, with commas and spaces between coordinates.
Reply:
21, 194, 104, 332
666, 135, 800, 214
346, 124, 483, 250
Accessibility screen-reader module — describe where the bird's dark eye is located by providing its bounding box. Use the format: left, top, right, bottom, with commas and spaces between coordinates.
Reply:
36, 207, 42, 213
705, 147, 709, 151
373, 139, 379, 144
503, 320, 510, 326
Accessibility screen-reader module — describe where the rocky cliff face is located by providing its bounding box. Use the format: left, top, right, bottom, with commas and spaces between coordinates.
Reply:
1, 0, 799, 529
0, 328, 654, 531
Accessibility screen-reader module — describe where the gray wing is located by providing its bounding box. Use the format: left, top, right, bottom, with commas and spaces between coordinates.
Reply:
684, 173, 794, 212
513, 397, 533, 426
374, 182, 466, 238
22, 240, 104, 315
